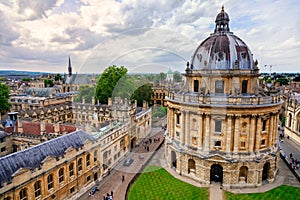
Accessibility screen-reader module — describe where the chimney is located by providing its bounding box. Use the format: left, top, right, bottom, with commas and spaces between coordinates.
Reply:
40, 121, 45, 135
143, 100, 148, 110
108, 98, 112, 106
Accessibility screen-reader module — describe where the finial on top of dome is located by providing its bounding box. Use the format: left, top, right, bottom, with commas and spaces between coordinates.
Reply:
222, 5, 224, 11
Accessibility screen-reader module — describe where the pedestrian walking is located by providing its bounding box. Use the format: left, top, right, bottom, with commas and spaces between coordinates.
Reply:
290, 153, 293, 158
122, 175, 125, 182
111, 190, 113, 197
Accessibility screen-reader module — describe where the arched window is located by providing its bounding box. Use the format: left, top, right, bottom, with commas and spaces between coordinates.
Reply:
289, 113, 292, 127
194, 80, 199, 92
86, 154, 91, 167
47, 174, 53, 190
78, 158, 83, 172
239, 166, 248, 183
34, 181, 41, 198
69, 163, 74, 177
188, 159, 196, 174
215, 80, 224, 94
242, 80, 248, 94
58, 168, 64, 183
94, 150, 98, 162
19, 188, 27, 200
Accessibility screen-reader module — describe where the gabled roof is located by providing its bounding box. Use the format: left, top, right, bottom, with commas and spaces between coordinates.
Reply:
24, 87, 54, 97
0, 130, 95, 185
65, 74, 90, 85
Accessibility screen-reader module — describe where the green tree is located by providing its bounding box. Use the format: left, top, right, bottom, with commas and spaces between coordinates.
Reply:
173, 71, 182, 82
22, 78, 31, 82
75, 85, 95, 103
0, 83, 10, 115
276, 78, 289, 86
95, 65, 128, 104
156, 72, 166, 83
131, 83, 153, 107
54, 74, 62, 81
44, 79, 54, 87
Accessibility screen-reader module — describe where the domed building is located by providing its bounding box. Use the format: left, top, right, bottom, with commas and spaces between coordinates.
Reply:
165, 6, 282, 188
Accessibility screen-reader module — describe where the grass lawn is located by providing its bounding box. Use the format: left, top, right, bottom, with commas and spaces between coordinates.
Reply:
128, 165, 208, 200
225, 185, 300, 200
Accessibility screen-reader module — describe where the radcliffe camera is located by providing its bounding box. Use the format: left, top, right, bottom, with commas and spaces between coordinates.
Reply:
0, 1, 299, 200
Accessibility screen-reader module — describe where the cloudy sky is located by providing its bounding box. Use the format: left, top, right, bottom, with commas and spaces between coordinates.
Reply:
0, 0, 299, 74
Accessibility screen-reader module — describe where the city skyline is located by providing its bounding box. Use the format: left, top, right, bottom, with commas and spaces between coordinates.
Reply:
0, 0, 299, 74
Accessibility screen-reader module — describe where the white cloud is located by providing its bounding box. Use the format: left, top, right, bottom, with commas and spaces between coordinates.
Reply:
0, 0, 299, 73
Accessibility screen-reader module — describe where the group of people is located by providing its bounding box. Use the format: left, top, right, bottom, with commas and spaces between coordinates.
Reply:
289, 153, 300, 170
143, 136, 161, 152
103, 191, 113, 200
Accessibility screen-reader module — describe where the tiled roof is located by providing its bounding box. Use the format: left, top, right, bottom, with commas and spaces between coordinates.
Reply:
45, 123, 55, 134
22, 121, 41, 135
0, 130, 95, 185
60, 125, 76, 134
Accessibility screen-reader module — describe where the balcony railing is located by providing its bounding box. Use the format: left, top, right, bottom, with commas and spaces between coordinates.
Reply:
167, 92, 281, 106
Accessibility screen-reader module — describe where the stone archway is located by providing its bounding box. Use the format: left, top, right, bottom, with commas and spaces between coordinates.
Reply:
188, 159, 196, 174
210, 164, 223, 183
262, 162, 270, 181
171, 151, 177, 169
239, 166, 248, 183
130, 137, 137, 149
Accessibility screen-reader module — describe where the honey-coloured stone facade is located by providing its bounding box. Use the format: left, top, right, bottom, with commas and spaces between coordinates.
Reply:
165, 7, 282, 188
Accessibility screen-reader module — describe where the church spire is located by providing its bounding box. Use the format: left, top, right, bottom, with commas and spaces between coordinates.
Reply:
68, 56, 72, 77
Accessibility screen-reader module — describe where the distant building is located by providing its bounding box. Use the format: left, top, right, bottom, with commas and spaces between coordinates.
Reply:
165, 7, 282, 188
284, 92, 300, 143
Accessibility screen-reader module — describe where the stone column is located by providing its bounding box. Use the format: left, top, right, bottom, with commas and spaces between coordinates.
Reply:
269, 114, 274, 147
273, 113, 279, 146
168, 108, 173, 138
255, 116, 262, 151
198, 113, 203, 150
233, 115, 241, 153
181, 111, 186, 145
226, 115, 233, 153
204, 113, 211, 152
185, 111, 190, 146
249, 114, 256, 152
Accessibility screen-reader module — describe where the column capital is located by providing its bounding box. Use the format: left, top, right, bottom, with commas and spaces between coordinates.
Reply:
227, 114, 234, 118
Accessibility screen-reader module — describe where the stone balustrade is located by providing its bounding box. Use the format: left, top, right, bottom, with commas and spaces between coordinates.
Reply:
167, 92, 281, 106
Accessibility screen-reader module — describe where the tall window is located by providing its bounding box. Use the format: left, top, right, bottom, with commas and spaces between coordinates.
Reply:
86, 154, 90, 167
262, 120, 267, 132
289, 113, 292, 127
47, 174, 53, 190
215, 120, 222, 132
94, 150, 98, 162
58, 168, 64, 183
19, 188, 27, 200
78, 158, 83, 172
69, 163, 74, 177
194, 80, 199, 92
242, 80, 248, 94
215, 80, 224, 94
176, 114, 180, 125
34, 181, 41, 198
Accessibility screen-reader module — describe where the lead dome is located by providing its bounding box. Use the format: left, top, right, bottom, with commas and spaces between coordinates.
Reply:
190, 6, 254, 70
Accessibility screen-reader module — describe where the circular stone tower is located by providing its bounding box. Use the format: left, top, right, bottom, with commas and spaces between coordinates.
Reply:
165, 7, 282, 188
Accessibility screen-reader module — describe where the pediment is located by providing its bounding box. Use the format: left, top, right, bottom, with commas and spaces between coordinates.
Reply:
208, 154, 227, 161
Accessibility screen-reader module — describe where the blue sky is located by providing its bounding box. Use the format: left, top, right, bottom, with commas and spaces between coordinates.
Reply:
0, 0, 299, 74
